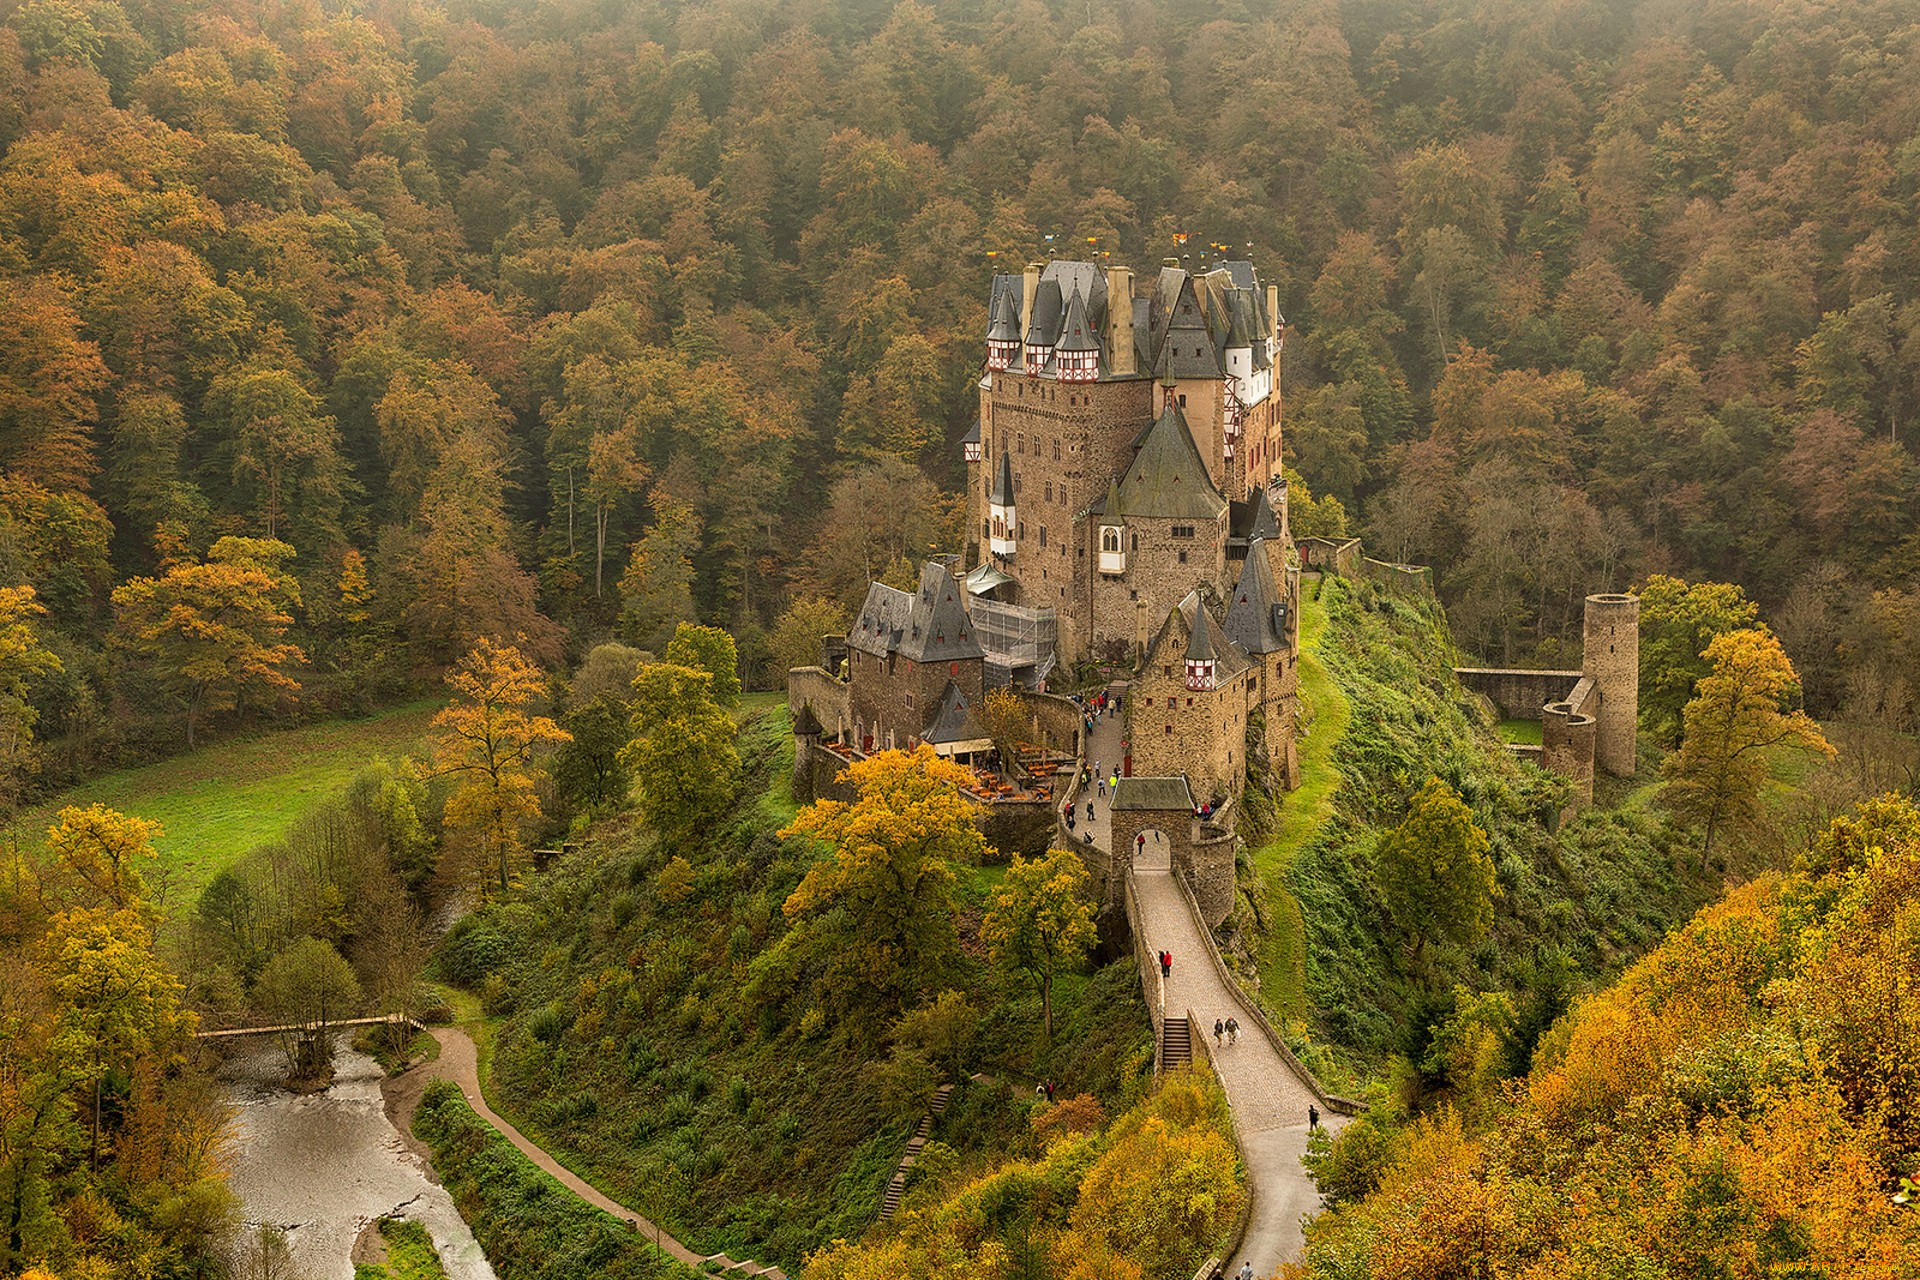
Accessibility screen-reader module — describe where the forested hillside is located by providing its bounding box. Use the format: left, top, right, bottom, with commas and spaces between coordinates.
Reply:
4, 0, 1920, 803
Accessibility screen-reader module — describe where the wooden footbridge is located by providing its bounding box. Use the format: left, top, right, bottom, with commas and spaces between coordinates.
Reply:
194, 1014, 429, 1040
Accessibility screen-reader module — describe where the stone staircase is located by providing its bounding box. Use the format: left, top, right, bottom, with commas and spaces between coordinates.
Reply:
698, 1254, 787, 1280
1161, 1016, 1193, 1070
878, 1082, 957, 1220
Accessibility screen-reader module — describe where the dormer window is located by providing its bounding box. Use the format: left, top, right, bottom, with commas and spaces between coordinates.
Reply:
1098, 525, 1126, 575
987, 340, 1017, 370
1186, 658, 1216, 691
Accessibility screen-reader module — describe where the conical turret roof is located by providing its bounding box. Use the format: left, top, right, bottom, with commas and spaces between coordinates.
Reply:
987, 280, 1022, 342
1224, 539, 1289, 654
990, 450, 1015, 507
1185, 606, 1217, 662
1056, 285, 1099, 352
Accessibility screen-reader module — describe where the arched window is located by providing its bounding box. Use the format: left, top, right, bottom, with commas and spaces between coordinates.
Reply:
1101, 528, 1120, 553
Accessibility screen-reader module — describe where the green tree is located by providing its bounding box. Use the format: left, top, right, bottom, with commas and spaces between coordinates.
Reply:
767, 596, 849, 675
663, 622, 741, 707
1638, 575, 1760, 747
619, 493, 701, 651
621, 662, 738, 844
755, 746, 980, 1026
552, 694, 632, 812
1374, 777, 1498, 970
254, 936, 360, 1079
1661, 628, 1834, 860
983, 849, 1097, 1037
44, 907, 187, 1171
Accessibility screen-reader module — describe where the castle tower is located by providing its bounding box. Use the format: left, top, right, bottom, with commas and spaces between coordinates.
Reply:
1583, 593, 1639, 777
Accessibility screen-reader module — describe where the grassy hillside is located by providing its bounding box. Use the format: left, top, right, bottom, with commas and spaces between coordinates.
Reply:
1240, 575, 1709, 1078
9, 700, 441, 901
434, 705, 1151, 1270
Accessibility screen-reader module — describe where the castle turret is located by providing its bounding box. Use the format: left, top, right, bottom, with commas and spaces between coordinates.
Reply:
988, 450, 1017, 558
1583, 593, 1640, 777
1055, 285, 1099, 382
986, 283, 1021, 371
1185, 608, 1217, 691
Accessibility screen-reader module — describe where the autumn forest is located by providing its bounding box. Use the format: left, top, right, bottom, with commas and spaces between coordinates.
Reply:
5, 0, 1920, 1275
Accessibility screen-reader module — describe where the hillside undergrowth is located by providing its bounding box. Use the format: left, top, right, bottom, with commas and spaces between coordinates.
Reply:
1241, 575, 1709, 1077
435, 706, 1151, 1268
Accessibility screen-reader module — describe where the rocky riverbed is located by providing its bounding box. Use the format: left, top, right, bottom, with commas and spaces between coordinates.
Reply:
219, 1032, 496, 1280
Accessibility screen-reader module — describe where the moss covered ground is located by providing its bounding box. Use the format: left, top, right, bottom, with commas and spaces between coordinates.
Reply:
353, 1218, 452, 1280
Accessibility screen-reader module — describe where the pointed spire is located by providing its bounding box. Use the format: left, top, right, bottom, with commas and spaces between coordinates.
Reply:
987, 283, 1021, 341
1056, 285, 1098, 351
1185, 609, 1217, 662
990, 449, 1015, 507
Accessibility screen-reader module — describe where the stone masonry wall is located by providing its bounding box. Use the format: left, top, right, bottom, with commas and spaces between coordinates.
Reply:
1131, 663, 1249, 804
846, 648, 984, 752
1087, 511, 1230, 666
1453, 668, 1583, 720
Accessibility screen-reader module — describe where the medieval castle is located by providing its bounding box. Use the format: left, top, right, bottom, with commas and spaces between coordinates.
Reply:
788, 256, 1640, 891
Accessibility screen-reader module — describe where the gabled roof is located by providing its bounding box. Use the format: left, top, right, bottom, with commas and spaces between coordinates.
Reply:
1224, 539, 1291, 655
1145, 590, 1250, 683
898, 562, 986, 663
1232, 485, 1281, 542
1152, 275, 1224, 380
848, 581, 913, 658
1117, 402, 1228, 520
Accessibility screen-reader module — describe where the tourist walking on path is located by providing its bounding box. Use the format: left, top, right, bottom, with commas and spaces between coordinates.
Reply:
1159, 949, 1172, 978
1214, 1018, 1225, 1046
1238, 1263, 1253, 1280
1226, 1016, 1239, 1044
1308, 1104, 1320, 1130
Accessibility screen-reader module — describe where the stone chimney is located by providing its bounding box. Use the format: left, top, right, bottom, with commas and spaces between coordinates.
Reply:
1106, 265, 1135, 376
1266, 285, 1281, 345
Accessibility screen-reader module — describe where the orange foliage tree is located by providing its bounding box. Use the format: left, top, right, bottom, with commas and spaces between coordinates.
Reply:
110, 536, 306, 748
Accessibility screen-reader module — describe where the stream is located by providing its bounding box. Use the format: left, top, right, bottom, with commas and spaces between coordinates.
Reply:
219, 1032, 497, 1280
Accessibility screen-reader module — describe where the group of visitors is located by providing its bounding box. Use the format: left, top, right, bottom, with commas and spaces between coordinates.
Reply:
1210, 1016, 1241, 1046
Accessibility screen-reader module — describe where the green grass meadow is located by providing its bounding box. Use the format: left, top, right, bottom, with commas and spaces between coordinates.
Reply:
1250, 577, 1349, 1020
10, 700, 441, 902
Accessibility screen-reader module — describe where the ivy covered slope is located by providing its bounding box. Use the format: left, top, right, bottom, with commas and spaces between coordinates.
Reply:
1250, 574, 1708, 1064
435, 706, 1151, 1269
1300, 798, 1920, 1275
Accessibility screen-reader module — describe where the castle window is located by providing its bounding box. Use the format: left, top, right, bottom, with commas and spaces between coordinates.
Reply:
1178, 551, 1188, 563
905, 693, 915, 710
1053, 441, 1061, 460
1165, 724, 1172, 734
1040, 526, 1047, 547
1145, 698, 1152, 706
1045, 481, 1053, 501
951, 662, 959, 676
1178, 394, 1186, 406
1172, 526, 1195, 538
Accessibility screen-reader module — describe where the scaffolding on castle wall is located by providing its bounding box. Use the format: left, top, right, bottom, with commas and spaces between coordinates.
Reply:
969, 597, 1058, 682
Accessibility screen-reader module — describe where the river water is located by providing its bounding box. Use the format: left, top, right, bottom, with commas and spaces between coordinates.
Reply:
219, 1033, 497, 1280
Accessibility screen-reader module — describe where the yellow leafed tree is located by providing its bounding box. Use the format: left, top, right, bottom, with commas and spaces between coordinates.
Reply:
431, 638, 570, 894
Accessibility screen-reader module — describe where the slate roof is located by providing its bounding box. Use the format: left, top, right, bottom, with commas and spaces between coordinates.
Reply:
1056, 285, 1099, 352
1224, 539, 1291, 655
848, 564, 986, 663
961, 421, 980, 448
987, 279, 1022, 341
1113, 776, 1197, 812
1116, 402, 1228, 521
1145, 590, 1250, 683
848, 581, 913, 658
922, 680, 988, 745
1229, 485, 1281, 543
1152, 274, 1224, 380
1024, 278, 1064, 350
897, 562, 987, 662
990, 450, 1015, 507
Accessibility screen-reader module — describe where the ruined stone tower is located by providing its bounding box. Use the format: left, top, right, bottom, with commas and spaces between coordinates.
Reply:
1582, 593, 1640, 777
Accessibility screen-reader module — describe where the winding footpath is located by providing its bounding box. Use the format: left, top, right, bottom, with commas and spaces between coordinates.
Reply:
396, 1028, 786, 1280
1082, 701, 1344, 1276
